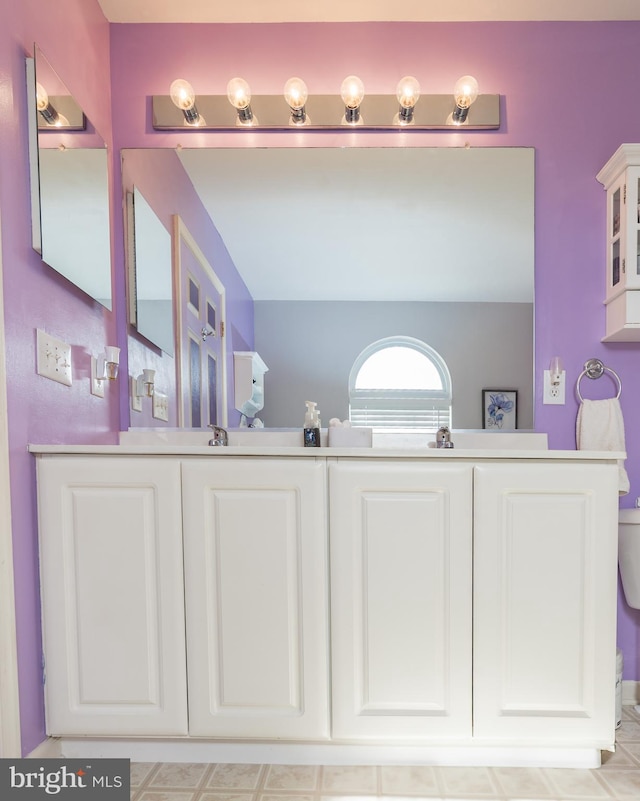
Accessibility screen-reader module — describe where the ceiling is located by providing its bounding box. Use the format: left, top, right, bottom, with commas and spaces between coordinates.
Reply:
97, 1, 640, 24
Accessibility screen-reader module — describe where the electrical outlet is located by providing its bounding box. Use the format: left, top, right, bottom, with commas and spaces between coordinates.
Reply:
131, 376, 142, 412
543, 369, 566, 404
90, 356, 105, 398
152, 392, 169, 422
36, 329, 72, 386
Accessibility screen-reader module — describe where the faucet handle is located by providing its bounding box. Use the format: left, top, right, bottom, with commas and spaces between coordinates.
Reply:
208, 424, 228, 446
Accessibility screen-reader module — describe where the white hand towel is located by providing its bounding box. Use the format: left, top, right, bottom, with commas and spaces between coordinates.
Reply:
576, 397, 629, 495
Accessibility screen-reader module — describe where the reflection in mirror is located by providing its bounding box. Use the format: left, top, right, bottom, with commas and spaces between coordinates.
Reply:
122, 147, 534, 430
26, 46, 112, 309
127, 187, 174, 355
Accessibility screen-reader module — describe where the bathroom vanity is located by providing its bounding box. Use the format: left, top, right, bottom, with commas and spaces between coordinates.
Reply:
29, 442, 621, 767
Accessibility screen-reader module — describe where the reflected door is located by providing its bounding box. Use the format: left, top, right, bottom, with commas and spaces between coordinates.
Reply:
174, 217, 227, 428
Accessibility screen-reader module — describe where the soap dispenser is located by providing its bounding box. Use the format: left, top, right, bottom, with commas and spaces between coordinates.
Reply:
304, 401, 321, 447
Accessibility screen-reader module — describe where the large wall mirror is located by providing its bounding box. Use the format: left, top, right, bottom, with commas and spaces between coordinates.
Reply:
26, 46, 112, 309
122, 146, 534, 430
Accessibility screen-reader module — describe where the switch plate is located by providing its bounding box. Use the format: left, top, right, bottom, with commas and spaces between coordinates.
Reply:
543, 369, 566, 404
36, 329, 72, 386
152, 392, 169, 422
131, 377, 142, 412
90, 356, 105, 398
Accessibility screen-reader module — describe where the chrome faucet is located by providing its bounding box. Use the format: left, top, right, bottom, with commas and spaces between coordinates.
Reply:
208, 425, 228, 447
435, 426, 454, 449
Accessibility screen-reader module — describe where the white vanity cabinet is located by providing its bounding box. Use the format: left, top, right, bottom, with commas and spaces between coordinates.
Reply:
473, 462, 619, 745
328, 460, 473, 740
35, 456, 188, 736
181, 457, 330, 740
31, 445, 620, 765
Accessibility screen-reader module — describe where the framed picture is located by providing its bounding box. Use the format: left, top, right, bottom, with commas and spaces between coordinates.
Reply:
482, 389, 518, 430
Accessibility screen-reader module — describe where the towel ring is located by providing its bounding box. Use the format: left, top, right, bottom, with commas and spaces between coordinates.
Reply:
576, 358, 622, 401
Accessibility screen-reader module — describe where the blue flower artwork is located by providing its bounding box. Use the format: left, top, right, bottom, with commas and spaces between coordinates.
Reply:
483, 390, 517, 430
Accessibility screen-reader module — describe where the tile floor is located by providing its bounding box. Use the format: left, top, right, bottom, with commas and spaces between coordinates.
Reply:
130, 707, 640, 801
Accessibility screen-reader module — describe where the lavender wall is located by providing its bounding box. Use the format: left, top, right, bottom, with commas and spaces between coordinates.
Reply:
0, 0, 115, 754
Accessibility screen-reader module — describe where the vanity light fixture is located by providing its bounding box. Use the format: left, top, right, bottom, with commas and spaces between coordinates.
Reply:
35, 82, 69, 127
451, 75, 479, 125
283, 77, 309, 126
227, 77, 256, 126
169, 79, 205, 126
90, 346, 120, 397
340, 75, 365, 125
152, 75, 499, 130
395, 76, 421, 125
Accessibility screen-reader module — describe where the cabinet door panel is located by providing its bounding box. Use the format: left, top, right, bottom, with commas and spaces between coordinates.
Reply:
473, 463, 619, 744
37, 457, 187, 736
182, 458, 329, 739
329, 461, 473, 740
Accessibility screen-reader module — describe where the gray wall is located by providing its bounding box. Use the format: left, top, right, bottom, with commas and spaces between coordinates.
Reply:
254, 301, 533, 430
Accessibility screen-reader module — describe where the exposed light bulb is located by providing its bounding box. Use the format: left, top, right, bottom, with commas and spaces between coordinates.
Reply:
396, 76, 421, 109
227, 77, 251, 110
169, 79, 196, 111
340, 75, 365, 109
340, 75, 364, 125
35, 82, 49, 112
283, 77, 309, 125
169, 79, 203, 126
284, 77, 308, 110
452, 75, 479, 124
35, 81, 67, 126
227, 77, 255, 125
395, 75, 421, 124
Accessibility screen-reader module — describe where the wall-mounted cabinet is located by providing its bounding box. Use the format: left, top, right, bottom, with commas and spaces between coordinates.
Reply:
597, 144, 640, 341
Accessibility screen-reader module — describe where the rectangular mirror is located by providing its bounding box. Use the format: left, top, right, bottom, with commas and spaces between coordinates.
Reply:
127, 186, 174, 355
26, 46, 112, 309
122, 147, 534, 430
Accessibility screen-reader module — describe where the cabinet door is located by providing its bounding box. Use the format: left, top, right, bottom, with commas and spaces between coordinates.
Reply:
329, 460, 473, 740
182, 458, 329, 739
473, 462, 619, 745
36, 457, 188, 736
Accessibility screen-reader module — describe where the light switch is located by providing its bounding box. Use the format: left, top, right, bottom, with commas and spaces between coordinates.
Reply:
36, 329, 72, 386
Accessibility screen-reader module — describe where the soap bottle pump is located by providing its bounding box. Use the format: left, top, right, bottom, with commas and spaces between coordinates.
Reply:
304, 401, 321, 447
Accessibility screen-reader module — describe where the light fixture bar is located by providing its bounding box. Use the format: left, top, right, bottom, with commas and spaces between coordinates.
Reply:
152, 93, 500, 131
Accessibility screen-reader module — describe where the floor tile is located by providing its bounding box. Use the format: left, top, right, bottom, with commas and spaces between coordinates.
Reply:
380, 766, 439, 795
321, 767, 378, 794
491, 766, 554, 798
131, 763, 159, 788
543, 768, 611, 799
138, 793, 199, 801
600, 745, 638, 769
264, 765, 320, 791
598, 768, 640, 797
148, 764, 211, 790
207, 765, 264, 791
435, 766, 497, 797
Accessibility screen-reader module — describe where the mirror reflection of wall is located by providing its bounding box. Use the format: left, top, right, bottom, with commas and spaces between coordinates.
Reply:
121, 147, 534, 430
26, 46, 112, 309
128, 187, 174, 355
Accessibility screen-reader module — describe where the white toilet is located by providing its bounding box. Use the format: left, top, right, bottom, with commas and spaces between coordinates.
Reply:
619, 508, 640, 609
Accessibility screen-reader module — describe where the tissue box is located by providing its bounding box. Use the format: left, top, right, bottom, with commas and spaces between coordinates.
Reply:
328, 426, 373, 448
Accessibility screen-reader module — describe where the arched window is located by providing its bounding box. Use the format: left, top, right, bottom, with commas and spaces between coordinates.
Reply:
349, 336, 452, 431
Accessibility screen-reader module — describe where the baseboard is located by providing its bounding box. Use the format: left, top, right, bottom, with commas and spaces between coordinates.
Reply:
623, 680, 640, 705
26, 737, 61, 759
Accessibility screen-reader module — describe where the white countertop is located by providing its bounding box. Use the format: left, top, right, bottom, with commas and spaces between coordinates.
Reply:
27, 443, 625, 461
